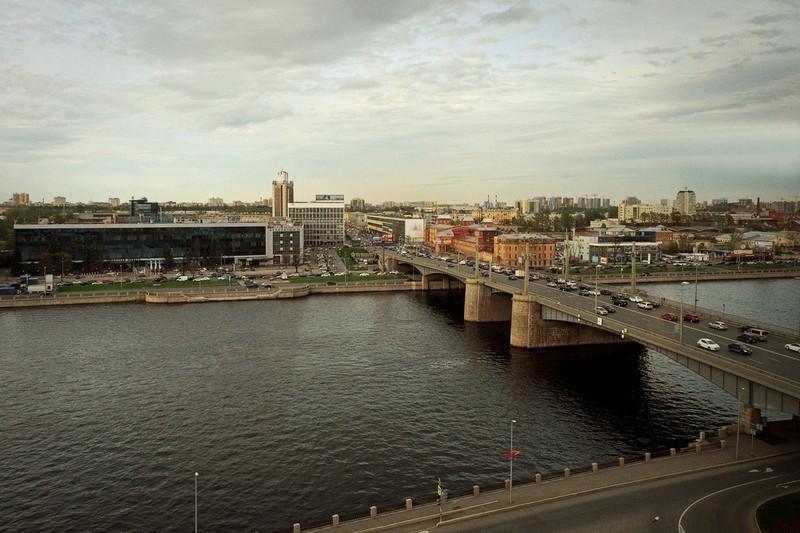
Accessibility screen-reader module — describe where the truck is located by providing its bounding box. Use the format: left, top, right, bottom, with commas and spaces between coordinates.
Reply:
27, 284, 51, 295
514, 270, 525, 278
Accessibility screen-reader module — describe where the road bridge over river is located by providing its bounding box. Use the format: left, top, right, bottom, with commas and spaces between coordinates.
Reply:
386, 252, 800, 420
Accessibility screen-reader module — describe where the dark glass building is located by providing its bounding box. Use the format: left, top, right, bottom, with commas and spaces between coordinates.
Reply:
14, 222, 303, 270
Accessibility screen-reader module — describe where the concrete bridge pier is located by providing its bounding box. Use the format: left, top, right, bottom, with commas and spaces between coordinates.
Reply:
464, 279, 512, 322
740, 404, 762, 431
510, 293, 626, 349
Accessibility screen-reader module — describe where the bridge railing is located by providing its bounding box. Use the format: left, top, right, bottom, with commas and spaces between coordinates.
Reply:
537, 295, 800, 399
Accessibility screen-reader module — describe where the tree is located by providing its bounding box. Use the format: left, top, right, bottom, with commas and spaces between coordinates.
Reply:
290, 254, 302, 273
163, 247, 176, 272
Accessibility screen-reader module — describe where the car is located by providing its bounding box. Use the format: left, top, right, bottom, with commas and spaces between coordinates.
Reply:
629, 295, 644, 303
739, 324, 758, 332
737, 333, 759, 344
683, 313, 700, 323
637, 301, 654, 310
612, 299, 628, 307
586, 289, 601, 296
728, 342, 753, 355
600, 304, 615, 313
786, 343, 800, 354
594, 306, 608, 315
325, 281, 336, 286
661, 313, 678, 321
708, 321, 728, 330
697, 338, 720, 351
243, 280, 258, 288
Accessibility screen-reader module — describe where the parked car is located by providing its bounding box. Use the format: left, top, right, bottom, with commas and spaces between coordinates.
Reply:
637, 301, 654, 310
697, 338, 720, 351
737, 333, 759, 344
661, 313, 678, 321
728, 342, 753, 355
785, 343, 800, 354
683, 313, 700, 323
594, 306, 609, 315
708, 321, 728, 330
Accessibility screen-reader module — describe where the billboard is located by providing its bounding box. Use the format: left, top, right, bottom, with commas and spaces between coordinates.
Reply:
404, 219, 425, 241
315, 194, 344, 201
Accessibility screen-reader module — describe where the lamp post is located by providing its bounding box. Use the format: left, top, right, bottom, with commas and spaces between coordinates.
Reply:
735, 387, 745, 460
509, 419, 516, 504
194, 472, 198, 533
594, 264, 601, 313
693, 263, 699, 312
679, 281, 690, 343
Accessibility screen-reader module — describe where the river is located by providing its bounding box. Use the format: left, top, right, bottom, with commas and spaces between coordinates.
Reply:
1, 278, 796, 532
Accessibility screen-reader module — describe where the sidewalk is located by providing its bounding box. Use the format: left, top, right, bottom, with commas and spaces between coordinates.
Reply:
301, 425, 800, 533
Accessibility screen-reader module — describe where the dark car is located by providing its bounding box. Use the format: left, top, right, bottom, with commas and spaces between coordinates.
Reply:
661, 313, 678, 321
728, 342, 753, 355
601, 304, 616, 313
739, 324, 758, 332
737, 333, 759, 344
612, 298, 628, 307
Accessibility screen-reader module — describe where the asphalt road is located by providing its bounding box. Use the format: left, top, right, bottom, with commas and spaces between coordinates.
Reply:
415, 454, 800, 533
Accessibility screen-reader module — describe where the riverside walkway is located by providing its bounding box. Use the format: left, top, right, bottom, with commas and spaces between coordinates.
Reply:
297, 423, 800, 533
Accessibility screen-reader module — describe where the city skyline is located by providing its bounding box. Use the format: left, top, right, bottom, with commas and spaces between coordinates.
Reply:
2, 1, 798, 205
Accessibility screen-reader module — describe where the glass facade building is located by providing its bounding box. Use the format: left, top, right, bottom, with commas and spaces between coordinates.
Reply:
14, 222, 303, 267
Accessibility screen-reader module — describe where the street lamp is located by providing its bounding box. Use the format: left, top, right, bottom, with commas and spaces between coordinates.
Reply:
194, 472, 198, 533
735, 387, 745, 460
594, 264, 601, 313
679, 281, 690, 343
509, 419, 516, 504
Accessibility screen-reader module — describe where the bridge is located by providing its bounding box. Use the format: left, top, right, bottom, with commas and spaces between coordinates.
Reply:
386, 252, 800, 422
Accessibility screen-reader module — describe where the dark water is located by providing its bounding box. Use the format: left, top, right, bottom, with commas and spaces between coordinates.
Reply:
2, 281, 792, 532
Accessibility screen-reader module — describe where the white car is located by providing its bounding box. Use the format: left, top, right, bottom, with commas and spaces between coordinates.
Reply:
786, 343, 800, 353
629, 295, 644, 303
637, 301, 654, 310
594, 306, 609, 315
697, 338, 721, 351
708, 321, 728, 330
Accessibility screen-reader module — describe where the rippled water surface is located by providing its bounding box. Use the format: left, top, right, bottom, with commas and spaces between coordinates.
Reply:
2, 280, 793, 531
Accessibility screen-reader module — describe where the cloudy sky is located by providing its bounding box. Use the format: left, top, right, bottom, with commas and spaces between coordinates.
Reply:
2, 0, 798, 207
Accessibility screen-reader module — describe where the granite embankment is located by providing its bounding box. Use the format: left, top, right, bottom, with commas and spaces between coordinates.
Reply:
0, 281, 420, 308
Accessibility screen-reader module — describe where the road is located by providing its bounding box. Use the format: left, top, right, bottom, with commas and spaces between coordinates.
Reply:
401, 454, 800, 533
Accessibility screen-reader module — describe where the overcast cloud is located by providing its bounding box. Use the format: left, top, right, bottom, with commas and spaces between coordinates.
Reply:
1, 0, 798, 206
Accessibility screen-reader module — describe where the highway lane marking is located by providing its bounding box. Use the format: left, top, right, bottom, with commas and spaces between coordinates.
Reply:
678, 474, 784, 533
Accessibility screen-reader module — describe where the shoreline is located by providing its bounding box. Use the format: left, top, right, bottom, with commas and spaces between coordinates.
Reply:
1, 269, 798, 309
0, 280, 422, 308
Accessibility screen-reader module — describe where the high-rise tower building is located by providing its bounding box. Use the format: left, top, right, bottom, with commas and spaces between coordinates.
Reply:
272, 171, 294, 218
675, 187, 696, 216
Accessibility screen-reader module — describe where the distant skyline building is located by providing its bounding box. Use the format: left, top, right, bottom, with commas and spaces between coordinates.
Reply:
675, 187, 697, 216
271, 171, 294, 219
12, 192, 30, 205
